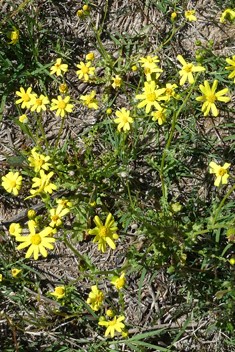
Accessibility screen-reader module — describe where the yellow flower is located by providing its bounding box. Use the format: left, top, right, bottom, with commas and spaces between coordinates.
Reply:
76, 61, 95, 81
171, 12, 177, 21
28, 170, 57, 198
7, 26, 19, 45
185, 10, 197, 21
143, 64, 163, 81
0, 274, 2, 282
19, 114, 28, 123
114, 108, 134, 132
196, 80, 230, 117
80, 90, 98, 109
2, 171, 22, 196
16, 221, 55, 260
56, 198, 73, 208
177, 55, 205, 85
135, 80, 167, 113
86, 52, 95, 61
165, 83, 180, 102
28, 210, 36, 219
30, 94, 49, 113
9, 223, 22, 237
220, 9, 235, 23
106, 309, 115, 317
209, 161, 230, 187
111, 273, 126, 290
15, 87, 36, 109
59, 84, 68, 94
49, 205, 70, 227
230, 258, 235, 265
132, 65, 138, 71
87, 285, 104, 311
77, 10, 84, 18
99, 316, 125, 338
50, 95, 74, 117
138, 55, 159, 67
89, 213, 119, 253
106, 108, 112, 115
51, 286, 66, 299
83, 4, 89, 11
11, 268, 22, 278
50, 58, 68, 76
151, 107, 167, 125
111, 75, 123, 89
28, 148, 51, 173
225, 56, 235, 82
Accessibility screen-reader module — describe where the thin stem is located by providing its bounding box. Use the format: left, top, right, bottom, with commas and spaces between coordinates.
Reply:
63, 237, 93, 270
212, 183, 235, 226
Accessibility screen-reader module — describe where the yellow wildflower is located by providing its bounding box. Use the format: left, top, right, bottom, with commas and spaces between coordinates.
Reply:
59, 84, 68, 94
76, 61, 95, 81
16, 221, 55, 260
56, 198, 73, 208
196, 80, 230, 117
77, 10, 84, 18
11, 268, 22, 278
132, 65, 138, 71
114, 108, 134, 132
51, 286, 66, 299
28, 148, 51, 173
28, 170, 57, 198
50, 95, 74, 117
209, 162, 230, 187
9, 223, 22, 237
165, 83, 180, 102
111, 75, 123, 89
220, 9, 235, 23
15, 87, 36, 109
7, 26, 19, 45
49, 205, 70, 227
87, 285, 104, 311
99, 316, 125, 338
177, 55, 205, 85
89, 213, 119, 253
185, 10, 197, 21
50, 58, 68, 76
106, 108, 112, 115
135, 80, 167, 113
111, 273, 126, 290
138, 55, 159, 67
143, 64, 163, 81
0, 274, 2, 282
151, 108, 167, 125
86, 52, 95, 61
171, 12, 177, 21
30, 94, 49, 113
19, 114, 28, 123
1, 171, 22, 196
106, 309, 115, 317
225, 56, 235, 82
80, 90, 98, 109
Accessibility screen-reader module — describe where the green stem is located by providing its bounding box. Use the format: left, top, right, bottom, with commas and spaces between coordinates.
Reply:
64, 237, 93, 270
53, 115, 65, 158
212, 183, 235, 226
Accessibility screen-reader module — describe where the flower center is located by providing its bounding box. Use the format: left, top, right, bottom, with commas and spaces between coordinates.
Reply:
206, 94, 216, 103
114, 79, 121, 85
96, 294, 103, 302
166, 88, 172, 95
58, 101, 66, 109
184, 64, 193, 73
81, 66, 89, 73
147, 58, 153, 63
144, 68, 151, 75
55, 64, 61, 69
147, 92, 156, 102
60, 84, 67, 92
56, 287, 65, 295
52, 215, 60, 222
186, 11, 192, 16
116, 278, 125, 288
86, 97, 93, 104
12, 33, 19, 40
156, 112, 163, 118
35, 99, 42, 106
30, 234, 42, 245
36, 159, 44, 166
109, 317, 117, 326
22, 94, 30, 102
10, 180, 16, 188
218, 168, 226, 177
100, 226, 108, 237
122, 116, 128, 123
